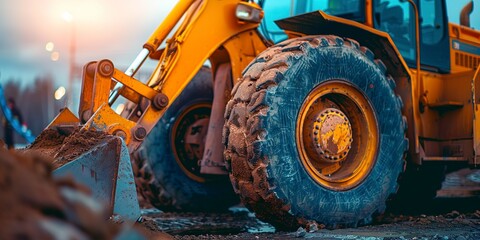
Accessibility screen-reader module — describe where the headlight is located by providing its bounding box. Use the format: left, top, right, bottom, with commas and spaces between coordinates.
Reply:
236, 2, 264, 23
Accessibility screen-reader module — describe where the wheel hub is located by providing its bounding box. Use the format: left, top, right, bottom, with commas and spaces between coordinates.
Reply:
312, 108, 352, 163
171, 103, 212, 182
296, 81, 379, 191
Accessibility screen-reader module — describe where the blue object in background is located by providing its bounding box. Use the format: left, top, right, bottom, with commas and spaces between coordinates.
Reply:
0, 84, 36, 144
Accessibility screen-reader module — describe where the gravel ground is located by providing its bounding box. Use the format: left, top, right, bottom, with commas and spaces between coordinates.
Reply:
139, 169, 480, 240
139, 200, 480, 240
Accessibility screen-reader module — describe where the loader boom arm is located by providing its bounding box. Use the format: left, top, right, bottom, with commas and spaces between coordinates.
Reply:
55, 0, 264, 153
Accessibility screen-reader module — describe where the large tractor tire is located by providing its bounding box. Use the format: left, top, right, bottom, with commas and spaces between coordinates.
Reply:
224, 35, 408, 230
136, 67, 237, 212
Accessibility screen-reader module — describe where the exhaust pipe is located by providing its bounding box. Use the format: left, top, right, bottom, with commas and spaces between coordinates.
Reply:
460, 1, 473, 27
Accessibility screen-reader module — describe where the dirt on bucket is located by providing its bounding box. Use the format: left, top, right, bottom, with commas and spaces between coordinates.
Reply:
25, 128, 114, 169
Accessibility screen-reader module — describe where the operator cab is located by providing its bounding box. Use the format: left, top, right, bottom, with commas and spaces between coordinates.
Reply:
260, 0, 477, 73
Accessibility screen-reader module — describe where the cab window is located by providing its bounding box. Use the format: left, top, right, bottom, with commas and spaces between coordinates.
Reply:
420, 0, 444, 45
309, 0, 365, 22
260, 0, 365, 43
374, 0, 416, 61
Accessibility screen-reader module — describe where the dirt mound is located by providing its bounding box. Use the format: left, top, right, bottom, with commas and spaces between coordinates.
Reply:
29, 128, 66, 149
0, 147, 120, 239
25, 128, 114, 169
26, 128, 67, 161
52, 129, 112, 169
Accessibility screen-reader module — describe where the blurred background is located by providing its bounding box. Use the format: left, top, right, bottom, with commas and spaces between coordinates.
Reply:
0, 0, 177, 146
0, 0, 478, 146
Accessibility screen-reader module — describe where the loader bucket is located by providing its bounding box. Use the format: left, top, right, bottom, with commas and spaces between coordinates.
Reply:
24, 108, 141, 222
52, 136, 141, 222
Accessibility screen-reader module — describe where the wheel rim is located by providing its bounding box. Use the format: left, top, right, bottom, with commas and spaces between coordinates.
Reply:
171, 102, 212, 183
296, 81, 379, 191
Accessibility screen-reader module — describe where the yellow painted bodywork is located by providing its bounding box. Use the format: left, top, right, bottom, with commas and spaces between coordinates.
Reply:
449, 23, 480, 73
47, 108, 80, 128
412, 23, 480, 164
365, 0, 480, 164
84, 103, 137, 145
415, 70, 475, 161
474, 66, 480, 165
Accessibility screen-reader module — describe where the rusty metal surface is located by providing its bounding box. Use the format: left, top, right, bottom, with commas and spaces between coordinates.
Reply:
200, 63, 232, 175
312, 108, 352, 163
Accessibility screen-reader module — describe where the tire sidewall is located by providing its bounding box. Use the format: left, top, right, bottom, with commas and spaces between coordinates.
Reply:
261, 42, 405, 223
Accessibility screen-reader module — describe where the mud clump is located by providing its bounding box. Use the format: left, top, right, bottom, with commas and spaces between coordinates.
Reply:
26, 128, 67, 161
52, 129, 112, 169
25, 128, 114, 169
0, 147, 120, 239
29, 128, 66, 149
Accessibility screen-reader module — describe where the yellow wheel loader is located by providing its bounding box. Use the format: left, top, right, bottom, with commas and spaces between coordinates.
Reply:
30, 0, 480, 230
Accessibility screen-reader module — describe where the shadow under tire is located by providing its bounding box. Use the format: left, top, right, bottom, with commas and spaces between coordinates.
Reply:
388, 163, 446, 214
137, 67, 237, 212
224, 35, 407, 230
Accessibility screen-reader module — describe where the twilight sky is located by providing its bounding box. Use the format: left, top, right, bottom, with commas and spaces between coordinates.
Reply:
0, 0, 478, 91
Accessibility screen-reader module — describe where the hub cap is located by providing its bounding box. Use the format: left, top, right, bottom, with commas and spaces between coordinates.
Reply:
312, 108, 353, 163
296, 81, 379, 191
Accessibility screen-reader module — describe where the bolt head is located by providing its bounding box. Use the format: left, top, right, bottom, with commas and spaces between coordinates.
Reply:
113, 130, 127, 140
134, 127, 147, 140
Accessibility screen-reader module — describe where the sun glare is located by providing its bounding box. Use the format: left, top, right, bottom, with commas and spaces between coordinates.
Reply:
62, 11, 73, 22
54, 86, 66, 100
45, 42, 54, 52
115, 104, 125, 114
51, 51, 60, 61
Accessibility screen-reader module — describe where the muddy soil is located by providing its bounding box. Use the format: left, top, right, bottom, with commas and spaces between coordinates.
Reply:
25, 128, 114, 169
26, 128, 66, 159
